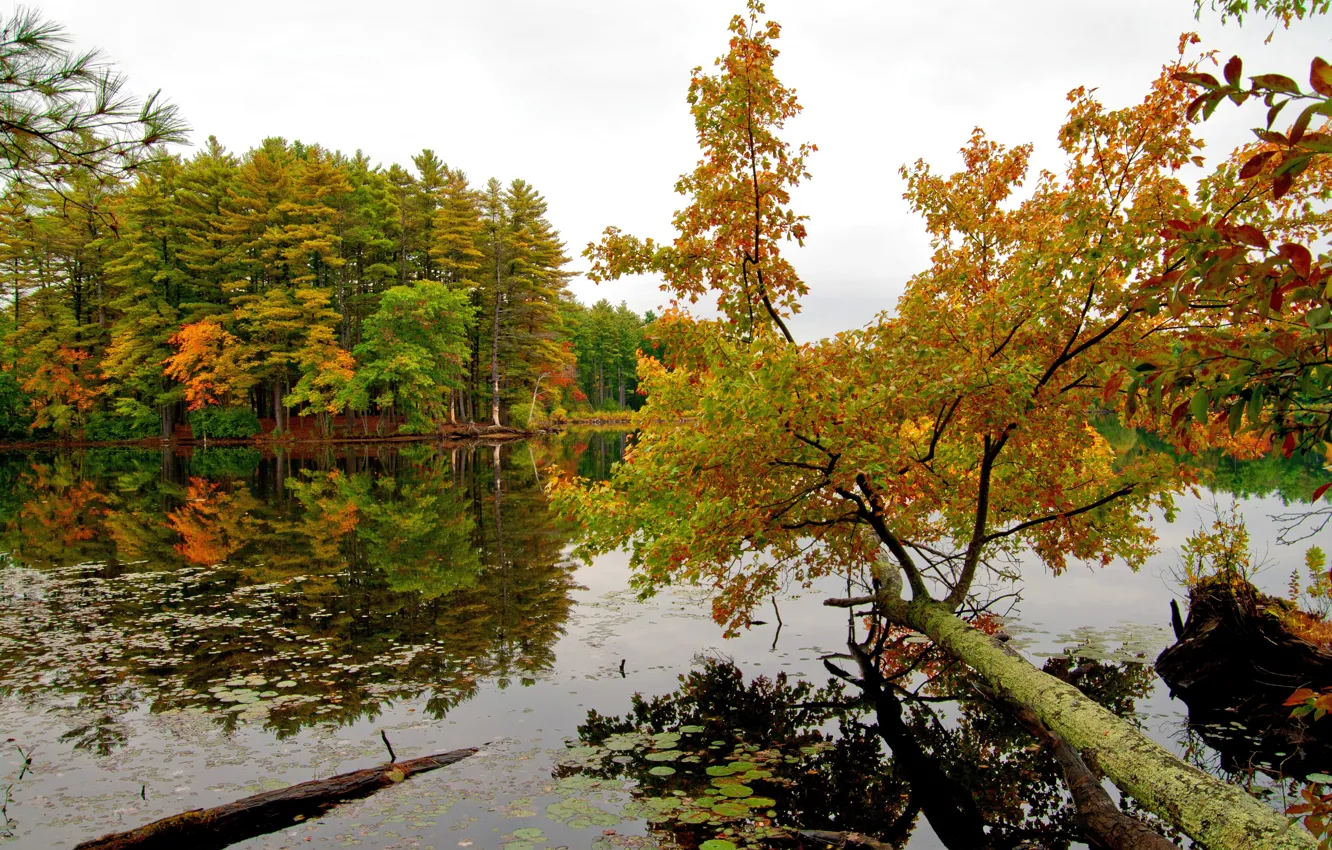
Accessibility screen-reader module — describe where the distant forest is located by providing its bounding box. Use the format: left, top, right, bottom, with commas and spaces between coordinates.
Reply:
0, 136, 652, 440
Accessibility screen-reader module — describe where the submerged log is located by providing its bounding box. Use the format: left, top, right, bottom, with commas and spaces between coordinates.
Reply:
797, 829, 896, 849
1156, 578, 1332, 776
73, 748, 477, 850
895, 598, 1317, 850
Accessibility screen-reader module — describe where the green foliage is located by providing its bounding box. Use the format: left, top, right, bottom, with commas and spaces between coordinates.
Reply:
1179, 505, 1255, 587
344, 282, 476, 432
188, 447, 262, 479
0, 370, 32, 439
1289, 545, 1332, 618
565, 298, 647, 411
83, 410, 159, 441
188, 406, 261, 439
1195, 0, 1330, 25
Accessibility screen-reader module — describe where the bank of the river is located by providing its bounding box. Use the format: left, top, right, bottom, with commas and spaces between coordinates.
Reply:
0, 422, 544, 453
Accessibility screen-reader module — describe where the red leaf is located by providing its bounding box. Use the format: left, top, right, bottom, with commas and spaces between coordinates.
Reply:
1313, 483, 1332, 502
1233, 224, 1270, 250
1102, 371, 1126, 403
1292, 103, 1317, 144
1283, 432, 1297, 459
1270, 286, 1285, 312
1286, 687, 1317, 706
1224, 55, 1242, 86
1240, 150, 1278, 179
1186, 94, 1209, 122
1171, 401, 1189, 429
1278, 243, 1313, 277
1251, 73, 1300, 93
1311, 57, 1332, 97
1274, 171, 1293, 199
1175, 71, 1222, 88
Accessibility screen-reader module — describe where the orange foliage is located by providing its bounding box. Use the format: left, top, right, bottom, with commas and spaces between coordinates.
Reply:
163, 319, 255, 410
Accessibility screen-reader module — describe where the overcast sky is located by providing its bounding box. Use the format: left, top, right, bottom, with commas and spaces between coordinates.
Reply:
28, 0, 1331, 340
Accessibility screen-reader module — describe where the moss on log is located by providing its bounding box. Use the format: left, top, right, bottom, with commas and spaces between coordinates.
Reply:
902, 599, 1315, 850
73, 748, 477, 850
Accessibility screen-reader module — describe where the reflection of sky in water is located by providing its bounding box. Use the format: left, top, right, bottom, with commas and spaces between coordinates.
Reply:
0, 436, 1322, 849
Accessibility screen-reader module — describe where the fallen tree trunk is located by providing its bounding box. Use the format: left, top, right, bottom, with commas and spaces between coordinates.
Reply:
74, 748, 477, 850
870, 598, 1317, 850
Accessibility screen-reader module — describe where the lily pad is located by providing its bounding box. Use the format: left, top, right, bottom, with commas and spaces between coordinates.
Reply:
648, 766, 676, 776
645, 750, 680, 762
711, 802, 750, 817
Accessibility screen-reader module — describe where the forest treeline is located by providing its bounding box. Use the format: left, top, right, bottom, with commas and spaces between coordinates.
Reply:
0, 136, 651, 440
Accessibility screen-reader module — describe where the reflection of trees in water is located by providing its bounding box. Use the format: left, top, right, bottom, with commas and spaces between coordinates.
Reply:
0, 441, 580, 750
1096, 415, 1327, 505
566, 648, 1162, 849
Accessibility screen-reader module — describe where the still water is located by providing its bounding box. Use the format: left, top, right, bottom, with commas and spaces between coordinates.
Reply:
0, 430, 1324, 849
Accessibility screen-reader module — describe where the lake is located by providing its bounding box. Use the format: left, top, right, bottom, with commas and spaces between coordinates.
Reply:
0, 429, 1325, 849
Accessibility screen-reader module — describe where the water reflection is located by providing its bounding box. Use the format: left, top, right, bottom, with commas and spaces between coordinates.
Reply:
0, 433, 626, 751
563, 652, 1164, 850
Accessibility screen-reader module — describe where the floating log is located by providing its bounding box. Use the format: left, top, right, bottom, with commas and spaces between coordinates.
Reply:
73, 747, 477, 850
1157, 577, 1332, 776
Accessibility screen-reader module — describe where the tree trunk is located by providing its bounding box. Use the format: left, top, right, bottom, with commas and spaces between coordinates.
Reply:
491, 260, 502, 427
271, 379, 281, 433
72, 748, 475, 850
889, 599, 1316, 850
159, 404, 173, 441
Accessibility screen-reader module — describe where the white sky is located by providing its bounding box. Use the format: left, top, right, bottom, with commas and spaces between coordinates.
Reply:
28, 0, 1332, 341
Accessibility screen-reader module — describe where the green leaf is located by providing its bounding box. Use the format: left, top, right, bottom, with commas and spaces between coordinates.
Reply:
1190, 389, 1211, 425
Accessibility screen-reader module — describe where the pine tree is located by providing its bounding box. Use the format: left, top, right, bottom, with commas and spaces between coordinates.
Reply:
174, 136, 240, 308
99, 165, 194, 436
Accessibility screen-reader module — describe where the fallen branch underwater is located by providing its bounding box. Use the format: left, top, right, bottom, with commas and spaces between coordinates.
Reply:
73, 747, 477, 850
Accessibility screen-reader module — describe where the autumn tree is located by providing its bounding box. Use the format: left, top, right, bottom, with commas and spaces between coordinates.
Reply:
585, 0, 812, 344
162, 317, 254, 410
554, 5, 1313, 848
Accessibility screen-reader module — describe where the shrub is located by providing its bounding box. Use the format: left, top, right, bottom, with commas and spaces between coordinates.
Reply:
188, 406, 261, 439
84, 410, 160, 441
